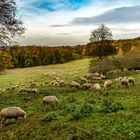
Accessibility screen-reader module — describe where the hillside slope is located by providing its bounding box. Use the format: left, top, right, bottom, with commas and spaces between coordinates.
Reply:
0, 58, 140, 140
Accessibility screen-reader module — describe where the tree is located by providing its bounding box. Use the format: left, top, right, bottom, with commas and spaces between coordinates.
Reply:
89, 24, 113, 59
0, 0, 25, 46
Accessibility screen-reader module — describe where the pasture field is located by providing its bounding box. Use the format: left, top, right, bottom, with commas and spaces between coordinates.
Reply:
0, 58, 140, 140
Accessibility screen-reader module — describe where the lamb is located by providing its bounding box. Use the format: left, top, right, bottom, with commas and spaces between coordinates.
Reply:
0, 107, 27, 126
120, 77, 129, 87
104, 80, 112, 90
128, 77, 135, 85
70, 81, 81, 89
82, 83, 92, 90
93, 83, 101, 92
43, 96, 59, 106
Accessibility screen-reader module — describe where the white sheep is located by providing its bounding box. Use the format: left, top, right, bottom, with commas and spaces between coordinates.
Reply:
120, 77, 129, 87
43, 96, 59, 106
104, 80, 112, 90
116, 76, 123, 82
70, 81, 81, 89
80, 77, 88, 83
82, 83, 92, 90
128, 77, 135, 85
0, 107, 27, 126
19, 88, 39, 94
26, 88, 39, 95
18, 88, 27, 93
93, 83, 101, 92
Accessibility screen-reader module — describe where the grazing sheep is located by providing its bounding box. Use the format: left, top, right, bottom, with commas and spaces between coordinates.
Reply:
120, 77, 129, 87
43, 96, 59, 106
40, 82, 45, 87
104, 80, 112, 90
50, 80, 60, 86
19, 88, 39, 94
70, 81, 81, 89
116, 76, 123, 82
100, 74, 106, 79
58, 80, 65, 86
93, 83, 101, 92
128, 77, 135, 85
82, 83, 92, 90
80, 77, 88, 83
26, 88, 39, 95
5, 87, 11, 91
94, 77, 102, 80
30, 82, 37, 88
0, 107, 27, 126
94, 73, 100, 77
18, 88, 27, 93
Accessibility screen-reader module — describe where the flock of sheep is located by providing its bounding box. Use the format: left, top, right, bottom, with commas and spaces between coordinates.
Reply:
0, 71, 135, 126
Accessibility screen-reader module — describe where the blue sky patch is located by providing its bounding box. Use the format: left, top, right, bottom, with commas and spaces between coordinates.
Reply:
30, 0, 91, 11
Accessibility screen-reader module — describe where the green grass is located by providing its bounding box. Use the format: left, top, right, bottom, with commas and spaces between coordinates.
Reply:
0, 58, 140, 140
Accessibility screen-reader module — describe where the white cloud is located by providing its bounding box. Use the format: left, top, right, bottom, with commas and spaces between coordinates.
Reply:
15, 0, 140, 46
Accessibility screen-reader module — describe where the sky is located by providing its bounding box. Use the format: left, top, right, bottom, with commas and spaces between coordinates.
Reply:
15, 0, 140, 46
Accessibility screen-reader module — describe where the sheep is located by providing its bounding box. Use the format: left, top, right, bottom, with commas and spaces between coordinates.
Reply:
93, 73, 100, 77
80, 77, 88, 83
50, 80, 60, 86
18, 87, 27, 93
58, 79, 65, 86
30, 82, 37, 88
19, 88, 39, 94
93, 83, 101, 92
70, 81, 81, 89
104, 80, 112, 90
0, 107, 27, 126
120, 77, 129, 87
40, 82, 45, 87
100, 74, 106, 79
128, 77, 135, 85
82, 83, 92, 90
43, 96, 59, 106
116, 76, 123, 82
26, 88, 39, 95
5, 87, 11, 91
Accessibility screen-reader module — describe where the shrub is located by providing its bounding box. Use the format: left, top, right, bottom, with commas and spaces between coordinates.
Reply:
101, 99, 124, 113
69, 109, 82, 121
42, 112, 58, 122
69, 103, 94, 121
89, 57, 114, 75
80, 103, 93, 116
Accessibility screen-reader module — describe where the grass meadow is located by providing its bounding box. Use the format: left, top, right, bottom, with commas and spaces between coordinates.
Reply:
0, 58, 140, 140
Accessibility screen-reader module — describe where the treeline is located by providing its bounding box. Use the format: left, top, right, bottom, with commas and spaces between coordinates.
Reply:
0, 37, 140, 69
0, 45, 85, 69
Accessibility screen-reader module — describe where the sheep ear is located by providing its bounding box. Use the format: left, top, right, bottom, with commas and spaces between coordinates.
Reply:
24, 115, 27, 118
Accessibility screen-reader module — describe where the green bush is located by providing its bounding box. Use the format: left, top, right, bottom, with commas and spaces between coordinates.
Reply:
101, 99, 124, 113
69, 109, 82, 121
69, 103, 94, 121
80, 103, 93, 116
42, 112, 58, 122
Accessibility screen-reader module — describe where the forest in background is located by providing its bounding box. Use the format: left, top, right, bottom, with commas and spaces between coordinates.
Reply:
0, 37, 140, 70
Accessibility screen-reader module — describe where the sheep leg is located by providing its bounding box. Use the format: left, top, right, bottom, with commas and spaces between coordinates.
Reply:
15, 116, 18, 121
1, 118, 6, 126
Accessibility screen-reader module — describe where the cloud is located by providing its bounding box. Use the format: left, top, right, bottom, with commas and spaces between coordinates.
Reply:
71, 5, 140, 25
14, 0, 140, 46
